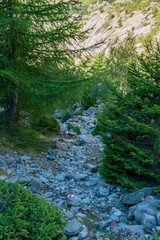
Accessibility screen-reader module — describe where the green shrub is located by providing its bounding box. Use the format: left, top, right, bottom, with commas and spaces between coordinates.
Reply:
62, 110, 72, 122
31, 115, 60, 134
68, 123, 81, 135
93, 43, 160, 190
104, 22, 109, 28
0, 181, 65, 240
81, 93, 96, 110
99, 6, 104, 13
0, 122, 50, 153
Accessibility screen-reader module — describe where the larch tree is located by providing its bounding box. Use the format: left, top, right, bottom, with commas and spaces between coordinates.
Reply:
0, 0, 83, 123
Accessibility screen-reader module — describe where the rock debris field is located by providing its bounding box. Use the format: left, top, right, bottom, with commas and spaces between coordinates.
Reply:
0, 104, 160, 240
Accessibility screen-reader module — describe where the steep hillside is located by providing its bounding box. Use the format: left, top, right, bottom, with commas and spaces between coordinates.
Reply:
76, 0, 160, 57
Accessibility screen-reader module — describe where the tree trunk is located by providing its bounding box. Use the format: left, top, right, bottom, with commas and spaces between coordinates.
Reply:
5, 86, 18, 122
4, 0, 18, 122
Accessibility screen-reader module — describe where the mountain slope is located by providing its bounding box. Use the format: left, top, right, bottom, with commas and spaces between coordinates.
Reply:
76, 1, 160, 57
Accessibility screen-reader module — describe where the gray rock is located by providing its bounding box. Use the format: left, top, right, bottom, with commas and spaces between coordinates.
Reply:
19, 176, 32, 184
94, 220, 112, 230
141, 213, 157, 233
43, 192, 53, 198
85, 179, 97, 187
65, 219, 83, 236
86, 163, 97, 171
121, 187, 156, 205
78, 225, 88, 239
121, 225, 144, 235
76, 174, 88, 181
128, 199, 160, 223
39, 176, 48, 184
67, 196, 81, 207
21, 156, 31, 161
46, 155, 55, 161
157, 212, 160, 225
7, 176, 19, 183
97, 186, 110, 197
7, 169, 13, 175
64, 211, 74, 219
82, 197, 91, 205
156, 226, 160, 234
0, 175, 8, 181
110, 207, 122, 218
30, 179, 41, 193
55, 173, 66, 181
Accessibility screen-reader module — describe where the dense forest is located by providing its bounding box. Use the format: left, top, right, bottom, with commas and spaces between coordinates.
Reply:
0, 0, 160, 239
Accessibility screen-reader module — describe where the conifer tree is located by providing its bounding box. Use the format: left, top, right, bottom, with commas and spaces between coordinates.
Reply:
93, 43, 160, 190
0, 0, 83, 122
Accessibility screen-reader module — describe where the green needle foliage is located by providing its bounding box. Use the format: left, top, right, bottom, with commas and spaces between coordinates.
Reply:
0, 0, 83, 123
0, 181, 65, 239
93, 43, 160, 190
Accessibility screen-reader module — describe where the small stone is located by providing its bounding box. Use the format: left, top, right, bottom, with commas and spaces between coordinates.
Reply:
97, 186, 110, 197
157, 212, 160, 225
21, 156, 31, 161
0, 175, 7, 181
82, 197, 91, 205
156, 226, 160, 235
94, 220, 112, 230
7, 169, 13, 175
39, 176, 48, 184
19, 176, 32, 184
64, 211, 74, 219
86, 163, 97, 171
67, 196, 81, 207
78, 225, 88, 239
30, 179, 41, 193
46, 155, 55, 161
110, 207, 122, 218
65, 219, 83, 236
43, 192, 53, 198
55, 173, 66, 181
85, 179, 97, 187
7, 176, 19, 183
76, 174, 88, 181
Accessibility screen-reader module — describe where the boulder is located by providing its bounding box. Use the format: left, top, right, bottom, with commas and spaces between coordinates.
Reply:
141, 213, 157, 233
121, 225, 144, 235
65, 219, 83, 236
127, 199, 160, 223
121, 187, 156, 205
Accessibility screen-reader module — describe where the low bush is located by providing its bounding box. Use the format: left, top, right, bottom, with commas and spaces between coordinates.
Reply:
68, 123, 81, 135
62, 110, 72, 122
31, 115, 60, 134
0, 181, 65, 239
81, 93, 96, 110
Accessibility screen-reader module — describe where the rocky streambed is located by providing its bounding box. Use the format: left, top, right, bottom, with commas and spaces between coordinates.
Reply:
0, 104, 160, 240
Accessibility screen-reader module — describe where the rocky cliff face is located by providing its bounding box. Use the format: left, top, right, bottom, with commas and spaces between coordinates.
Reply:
75, 1, 160, 58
